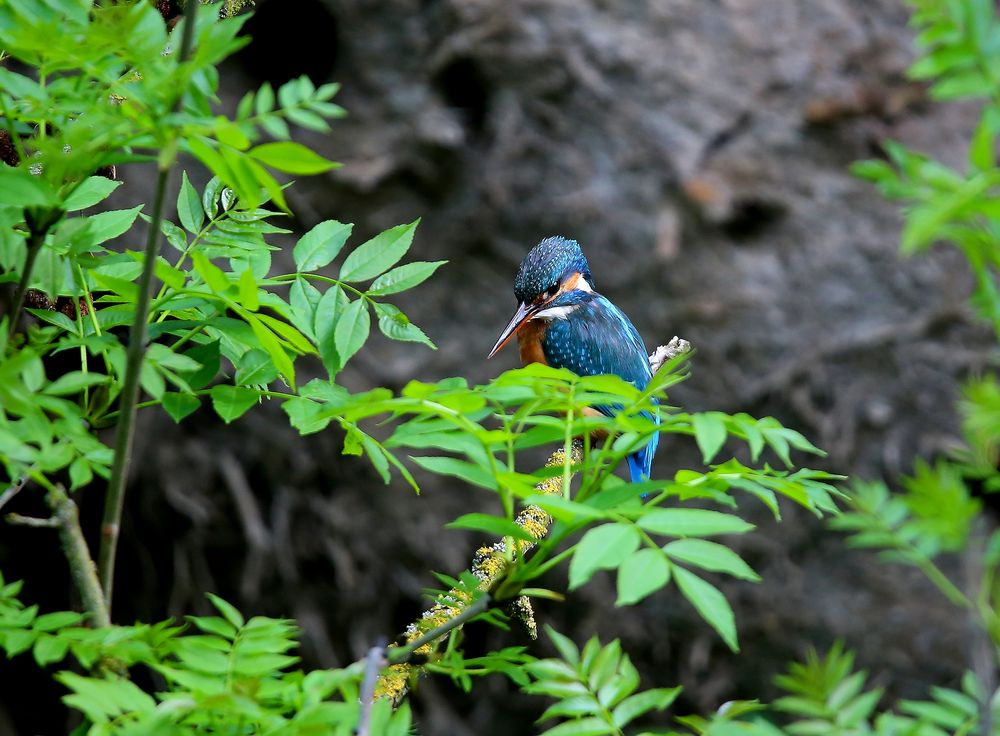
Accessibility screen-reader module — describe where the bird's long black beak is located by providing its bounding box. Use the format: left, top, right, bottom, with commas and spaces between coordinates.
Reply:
487, 301, 535, 359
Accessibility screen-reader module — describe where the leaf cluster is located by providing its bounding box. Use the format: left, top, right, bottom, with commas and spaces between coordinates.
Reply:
524, 626, 681, 736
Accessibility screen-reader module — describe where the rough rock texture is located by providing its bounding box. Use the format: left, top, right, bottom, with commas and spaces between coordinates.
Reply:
4, 1, 994, 734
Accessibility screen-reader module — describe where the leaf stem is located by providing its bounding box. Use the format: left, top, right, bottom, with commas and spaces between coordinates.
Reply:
97, 3, 199, 613
271, 272, 367, 299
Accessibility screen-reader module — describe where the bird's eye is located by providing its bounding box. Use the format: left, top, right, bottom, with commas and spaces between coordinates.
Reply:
544, 285, 558, 299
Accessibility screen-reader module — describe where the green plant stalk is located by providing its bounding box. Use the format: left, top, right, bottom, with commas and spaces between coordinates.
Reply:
97, 3, 199, 611
913, 554, 974, 611
97, 164, 171, 609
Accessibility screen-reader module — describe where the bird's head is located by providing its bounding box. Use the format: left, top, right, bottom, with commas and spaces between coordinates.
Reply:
488, 236, 596, 359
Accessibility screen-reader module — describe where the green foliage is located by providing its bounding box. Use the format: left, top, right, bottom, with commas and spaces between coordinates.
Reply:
524, 627, 681, 736
820, 4, 1000, 735
2, 582, 415, 735
0, 1, 841, 734
844, 0, 1000, 655
771, 643, 998, 736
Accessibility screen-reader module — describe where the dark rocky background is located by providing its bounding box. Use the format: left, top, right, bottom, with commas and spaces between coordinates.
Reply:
3, 1, 995, 733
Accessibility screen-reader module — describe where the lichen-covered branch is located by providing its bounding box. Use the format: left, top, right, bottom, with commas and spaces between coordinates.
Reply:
373, 442, 584, 704
371, 337, 690, 705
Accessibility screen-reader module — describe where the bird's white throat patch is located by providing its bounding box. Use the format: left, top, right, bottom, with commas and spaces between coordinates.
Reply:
533, 304, 580, 320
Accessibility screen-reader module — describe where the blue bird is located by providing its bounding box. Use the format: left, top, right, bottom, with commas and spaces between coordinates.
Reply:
487, 236, 658, 482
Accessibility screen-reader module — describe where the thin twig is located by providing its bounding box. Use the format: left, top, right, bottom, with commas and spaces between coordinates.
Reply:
6, 513, 59, 528
357, 639, 388, 736
8, 482, 110, 627
0, 476, 28, 513
97, 3, 199, 612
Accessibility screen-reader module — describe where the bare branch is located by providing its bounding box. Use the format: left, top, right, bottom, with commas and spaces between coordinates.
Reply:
357, 640, 388, 736
6, 513, 59, 528
0, 477, 28, 514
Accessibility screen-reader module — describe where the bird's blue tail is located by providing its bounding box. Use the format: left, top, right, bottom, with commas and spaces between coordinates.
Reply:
626, 428, 659, 483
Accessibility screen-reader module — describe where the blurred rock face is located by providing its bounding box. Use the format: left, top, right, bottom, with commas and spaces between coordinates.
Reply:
6, 1, 990, 733
236, 0, 988, 473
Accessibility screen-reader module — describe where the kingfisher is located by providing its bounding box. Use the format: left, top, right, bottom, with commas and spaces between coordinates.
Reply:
487, 236, 658, 482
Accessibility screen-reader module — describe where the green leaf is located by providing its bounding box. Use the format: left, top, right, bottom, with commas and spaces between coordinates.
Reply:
339, 220, 419, 282
0, 166, 56, 207
282, 397, 332, 435
638, 508, 754, 537
615, 548, 671, 605
33, 611, 84, 631
411, 455, 496, 490
238, 269, 259, 311
378, 313, 435, 348
569, 523, 641, 590
63, 176, 122, 211
368, 260, 446, 295
246, 315, 295, 389
162, 392, 201, 423
192, 252, 231, 294
58, 672, 156, 723
294, 220, 352, 272
42, 372, 110, 396
612, 687, 682, 728
663, 539, 760, 581
187, 615, 237, 639
446, 513, 537, 541
84, 206, 143, 246
234, 348, 278, 386
209, 385, 259, 423
205, 592, 245, 629
177, 171, 205, 233
692, 412, 727, 463
179, 341, 220, 390
334, 299, 370, 366
248, 142, 340, 174
32, 247, 67, 299
154, 258, 185, 290
255, 82, 275, 115
525, 495, 607, 522
69, 458, 93, 490
538, 717, 613, 736
33, 635, 69, 667
289, 277, 321, 337
673, 566, 739, 651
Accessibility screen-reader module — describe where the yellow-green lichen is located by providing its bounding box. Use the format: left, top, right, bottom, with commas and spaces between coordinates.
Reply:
373, 441, 583, 702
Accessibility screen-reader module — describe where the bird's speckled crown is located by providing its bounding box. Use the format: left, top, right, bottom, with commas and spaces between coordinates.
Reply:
514, 236, 594, 303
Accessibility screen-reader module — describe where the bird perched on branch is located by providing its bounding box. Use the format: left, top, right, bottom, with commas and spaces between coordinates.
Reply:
488, 236, 658, 482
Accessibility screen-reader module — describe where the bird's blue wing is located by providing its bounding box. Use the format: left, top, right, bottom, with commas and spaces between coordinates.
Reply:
541, 294, 659, 481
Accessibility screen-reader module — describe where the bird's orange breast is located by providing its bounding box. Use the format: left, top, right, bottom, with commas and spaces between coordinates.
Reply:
516, 320, 548, 366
